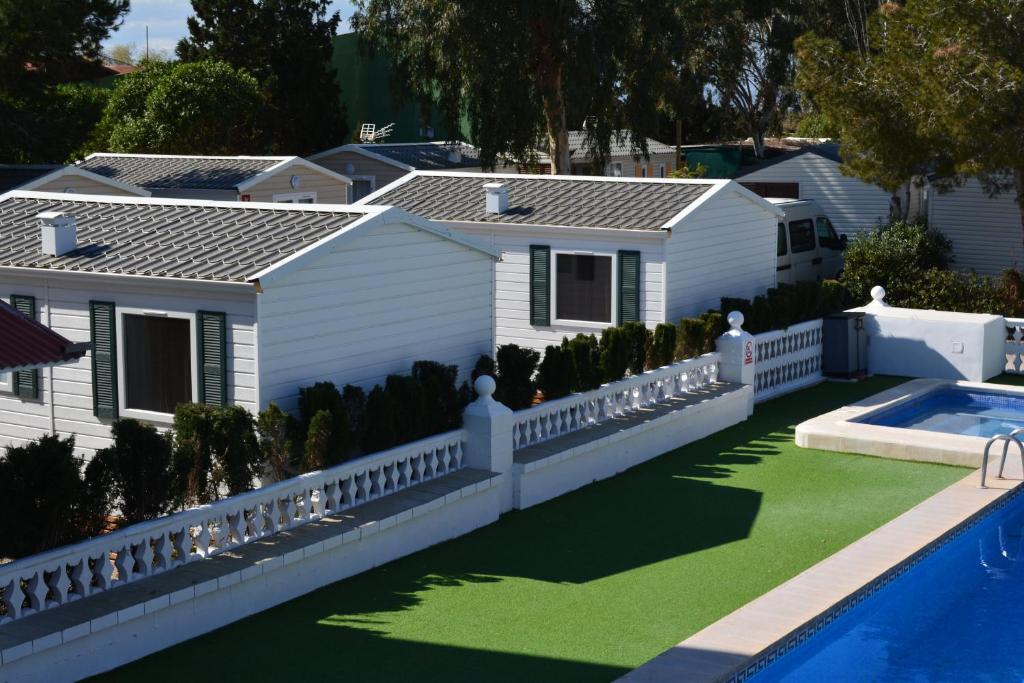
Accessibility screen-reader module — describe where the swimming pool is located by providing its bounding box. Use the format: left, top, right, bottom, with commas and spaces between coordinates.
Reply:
754, 491, 1024, 682
857, 387, 1024, 438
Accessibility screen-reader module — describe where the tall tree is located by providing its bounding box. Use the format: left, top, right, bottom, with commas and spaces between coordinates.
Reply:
0, 0, 128, 162
352, 0, 678, 174
177, 0, 347, 156
796, 0, 1023, 223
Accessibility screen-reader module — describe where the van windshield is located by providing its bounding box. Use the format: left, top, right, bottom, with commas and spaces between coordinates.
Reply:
777, 223, 787, 256
816, 217, 841, 249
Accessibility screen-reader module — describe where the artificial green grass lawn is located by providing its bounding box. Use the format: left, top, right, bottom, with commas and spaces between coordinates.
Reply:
109, 376, 975, 682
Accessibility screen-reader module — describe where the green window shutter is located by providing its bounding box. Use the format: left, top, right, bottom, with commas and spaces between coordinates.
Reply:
529, 245, 551, 326
89, 301, 118, 419
618, 250, 641, 325
10, 295, 39, 399
197, 311, 227, 406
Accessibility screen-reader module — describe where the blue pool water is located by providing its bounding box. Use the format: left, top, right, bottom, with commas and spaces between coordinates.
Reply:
755, 492, 1024, 682
858, 387, 1024, 438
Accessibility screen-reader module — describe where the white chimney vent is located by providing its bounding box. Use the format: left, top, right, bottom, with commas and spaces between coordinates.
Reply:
484, 182, 508, 214
38, 211, 77, 257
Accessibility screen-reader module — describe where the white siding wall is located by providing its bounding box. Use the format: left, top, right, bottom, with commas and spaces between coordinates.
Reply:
244, 167, 351, 204
740, 153, 892, 236
664, 189, 778, 321
449, 224, 667, 354
310, 151, 411, 193
32, 175, 141, 197
929, 178, 1024, 276
0, 274, 257, 458
256, 221, 494, 414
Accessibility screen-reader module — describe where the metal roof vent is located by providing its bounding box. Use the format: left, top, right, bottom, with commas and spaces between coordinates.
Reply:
447, 148, 463, 164
38, 211, 77, 257
484, 182, 508, 214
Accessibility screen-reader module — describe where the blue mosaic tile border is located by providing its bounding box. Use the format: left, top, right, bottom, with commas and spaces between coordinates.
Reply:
722, 484, 1024, 683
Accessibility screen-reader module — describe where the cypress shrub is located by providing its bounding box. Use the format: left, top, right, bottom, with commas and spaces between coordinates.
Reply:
648, 323, 677, 368
412, 360, 463, 431
171, 403, 217, 506
256, 403, 296, 482
599, 327, 629, 382
471, 354, 496, 381
495, 344, 540, 410
676, 317, 707, 360
341, 385, 367, 454
88, 419, 174, 524
211, 405, 261, 495
0, 435, 105, 558
536, 345, 574, 400
297, 382, 352, 465
302, 410, 333, 472
621, 321, 651, 375
563, 333, 602, 391
363, 385, 399, 453
385, 374, 428, 443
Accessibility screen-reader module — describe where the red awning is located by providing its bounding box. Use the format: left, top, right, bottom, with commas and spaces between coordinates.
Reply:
0, 300, 90, 372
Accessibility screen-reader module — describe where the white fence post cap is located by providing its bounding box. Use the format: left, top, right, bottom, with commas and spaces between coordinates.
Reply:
869, 286, 888, 307
728, 311, 745, 331
474, 374, 496, 400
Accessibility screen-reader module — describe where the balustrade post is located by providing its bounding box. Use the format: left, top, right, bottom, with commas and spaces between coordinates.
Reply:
462, 375, 515, 512
716, 311, 756, 415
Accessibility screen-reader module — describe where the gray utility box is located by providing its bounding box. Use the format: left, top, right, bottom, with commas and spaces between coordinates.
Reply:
822, 312, 867, 378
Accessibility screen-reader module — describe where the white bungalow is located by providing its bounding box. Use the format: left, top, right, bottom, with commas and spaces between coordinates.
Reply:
15, 165, 151, 197
357, 171, 782, 353
0, 191, 496, 457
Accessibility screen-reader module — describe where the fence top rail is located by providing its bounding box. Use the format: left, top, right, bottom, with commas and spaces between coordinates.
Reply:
752, 317, 823, 342
1007, 317, 1024, 326
512, 352, 721, 422
0, 427, 468, 576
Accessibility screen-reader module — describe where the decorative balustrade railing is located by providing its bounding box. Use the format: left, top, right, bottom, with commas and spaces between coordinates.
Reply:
511, 353, 720, 452
752, 318, 824, 402
1006, 318, 1024, 374
0, 430, 466, 624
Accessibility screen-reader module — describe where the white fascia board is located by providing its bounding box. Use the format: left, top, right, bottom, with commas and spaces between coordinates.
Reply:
236, 156, 353, 191
660, 180, 783, 231
18, 166, 151, 196
395, 169, 725, 185
381, 209, 501, 258
441, 219, 671, 242
0, 264, 258, 294
3, 189, 382, 214
82, 152, 291, 162
307, 144, 416, 172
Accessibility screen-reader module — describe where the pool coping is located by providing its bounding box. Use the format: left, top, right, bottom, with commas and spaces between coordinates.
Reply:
619, 427, 1024, 682
794, 378, 1024, 467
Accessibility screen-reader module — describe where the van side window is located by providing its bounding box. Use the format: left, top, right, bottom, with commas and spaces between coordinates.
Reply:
777, 222, 788, 256
789, 219, 816, 253
815, 217, 841, 249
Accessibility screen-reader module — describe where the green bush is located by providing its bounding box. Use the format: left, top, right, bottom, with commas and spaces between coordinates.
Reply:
386, 374, 428, 443
648, 323, 677, 369
412, 361, 464, 432
302, 410, 333, 471
621, 321, 651, 375
362, 385, 399, 453
841, 220, 952, 305
256, 403, 295, 482
599, 327, 629, 382
297, 382, 353, 466
563, 334, 602, 391
87, 419, 174, 524
471, 354, 496, 381
0, 435, 104, 558
536, 345, 575, 400
171, 403, 217, 506
495, 344, 540, 410
899, 268, 1007, 314
675, 311, 726, 360
211, 405, 261, 496
341, 385, 367, 453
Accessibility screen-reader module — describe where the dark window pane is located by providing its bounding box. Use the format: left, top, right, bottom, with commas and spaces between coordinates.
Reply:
777, 222, 787, 256
352, 180, 373, 200
789, 219, 816, 253
815, 217, 841, 249
556, 254, 612, 323
124, 315, 192, 413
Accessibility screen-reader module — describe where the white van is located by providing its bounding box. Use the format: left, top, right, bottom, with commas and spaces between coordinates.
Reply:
770, 198, 846, 285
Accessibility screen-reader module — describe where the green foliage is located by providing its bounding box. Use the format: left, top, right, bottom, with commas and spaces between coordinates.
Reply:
620, 322, 652, 375
648, 323, 678, 368
0, 435, 104, 558
297, 382, 354, 467
88, 419, 174, 524
898, 269, 1006, 314
177, 0, 347, 155
412, 361, 464, 432
385, 374, 428, 445
563, 334, 602, 391
669, 162, 709, 179
495, 344, 540, 410
341, 385, 368, 453
211, 405, 261, 496
256, 403, 295, 482
171, 403, 217, 507
302, 410, 333, 472
362, 385, 398, 454
93, 60, 263, 155
794, 110, 837, 138
536, 345, 575, 400
599, 327, 629, 383
841, 220, 953, 305
471, 355, 496, 382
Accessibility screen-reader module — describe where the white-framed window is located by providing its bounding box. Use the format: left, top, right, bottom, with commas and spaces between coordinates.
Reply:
349, 176, 376, 201
609, 162, 623, 177
116, 309, 198, 423
640, 165, 648, 178
0, 371, 11, 394
272, 191, 317, 204
658, 163, 666, 178
551, 250, 616, 326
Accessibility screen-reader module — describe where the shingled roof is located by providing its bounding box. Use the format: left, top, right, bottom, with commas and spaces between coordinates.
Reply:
566, 130, 676, 158
0, 299, 89, 372
359, 142, 483, 170
361, 172, 721, 231
77, 154, 290, 191
0, 193, 372, 282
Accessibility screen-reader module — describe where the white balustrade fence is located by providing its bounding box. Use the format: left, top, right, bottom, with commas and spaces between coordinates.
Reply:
1006, 318, 1024, 374
511, 353, 720, 451
0, 430, 466, 624
753, 318, 824, 402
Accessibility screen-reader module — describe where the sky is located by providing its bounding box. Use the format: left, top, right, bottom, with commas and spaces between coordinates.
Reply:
102, 0, 358, 56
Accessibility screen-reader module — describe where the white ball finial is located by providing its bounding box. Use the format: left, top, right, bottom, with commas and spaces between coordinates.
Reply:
727, 311, 744, 331
870, 285, 887, 304
474, 374, 496, 399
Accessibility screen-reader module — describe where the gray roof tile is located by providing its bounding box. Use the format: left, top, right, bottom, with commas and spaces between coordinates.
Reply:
369, 174, 715, 231
564, 131, 675, 159
77, 155, 287, 190
0, 195, 364, 282
360, 143, 483, 170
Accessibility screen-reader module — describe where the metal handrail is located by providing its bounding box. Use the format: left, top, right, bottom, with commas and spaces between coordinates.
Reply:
981, 432, 1024, 488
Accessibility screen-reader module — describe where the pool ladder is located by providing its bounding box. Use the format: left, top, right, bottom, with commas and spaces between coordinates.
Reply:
981, 428, 1024, 488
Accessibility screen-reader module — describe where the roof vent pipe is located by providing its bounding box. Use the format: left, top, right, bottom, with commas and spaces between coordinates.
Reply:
38, 211, 77, 257
484, 182, 508, 214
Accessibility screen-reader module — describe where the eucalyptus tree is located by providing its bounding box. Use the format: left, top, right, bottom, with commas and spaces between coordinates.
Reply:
352, 0, 678, 174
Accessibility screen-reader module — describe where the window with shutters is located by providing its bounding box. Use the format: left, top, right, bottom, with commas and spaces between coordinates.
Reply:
117, 310, 196, 420
553, 252, 613, 324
